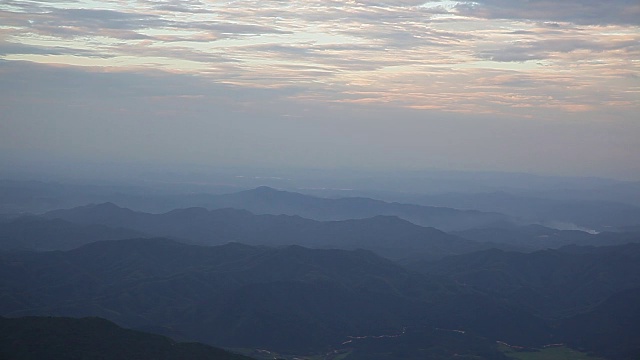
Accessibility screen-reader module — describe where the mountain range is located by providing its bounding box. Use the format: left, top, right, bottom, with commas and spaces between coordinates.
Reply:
0, 216, 143, 251
452, 224, 640, 250
412, 191, 640, 232
42, 203, 505, 261
4, 178, 640, 232
150, 186, 514, 232
0, 238, 551, 354
3, 238, 637, 358
0, 316, 253, 360
411, 243, 640, 319
41, 200, 639, 259
2, 181, 640, 359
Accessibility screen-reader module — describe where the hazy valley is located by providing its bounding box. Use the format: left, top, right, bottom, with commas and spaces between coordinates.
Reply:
1, 174, 639, 359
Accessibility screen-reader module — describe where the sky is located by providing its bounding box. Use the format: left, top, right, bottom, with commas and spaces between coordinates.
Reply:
1, 0, 639, 180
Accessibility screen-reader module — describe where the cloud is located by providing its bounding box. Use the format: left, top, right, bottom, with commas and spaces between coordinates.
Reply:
1, 0, 638, 119
0, 6, 289, 43
0, 59, 295, 106
0, 42, 111, 58
354, 0, 429, 5
148, 0, 214, 14
455, 0, 640, 25
0, 0, 638, 179
478, 37, 640, 62
1, 60, 639, 179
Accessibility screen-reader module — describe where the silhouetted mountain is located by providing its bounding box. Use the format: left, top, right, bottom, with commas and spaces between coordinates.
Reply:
558, 287, 640, 360
414, 191, 640, 232
453, 224, 640, 250
185, 186, 513, 231
0, 179, 239, 214
46, 202, 142, 227
453, 225, 589, 250
412, 243, 640, 319
0, 316, 253, 360
9, 178, 639, 232
0, 238, 550, 353
2, 181, 513, 231
0, 216, 145, 251
43, 203, 499, 261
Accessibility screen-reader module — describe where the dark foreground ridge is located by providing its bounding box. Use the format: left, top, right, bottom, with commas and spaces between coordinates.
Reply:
0, 316, 254, 360
0, 238, 550, 354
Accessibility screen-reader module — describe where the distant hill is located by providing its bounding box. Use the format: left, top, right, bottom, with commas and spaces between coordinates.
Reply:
0, 180, 509, 231
0, 216, 145, 251
453, 224, 640, 250
412, 243, 640, 319
413, 191, 640, 232
0, 238, 550, 353
0, 316, 253, 360
177, 186, 513, 231
1, 182, 513, 231
43, 203, 501, 261
4, 178, 640, 230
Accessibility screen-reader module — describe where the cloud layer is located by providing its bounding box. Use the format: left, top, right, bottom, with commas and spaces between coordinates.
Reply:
1, 0, 639, 178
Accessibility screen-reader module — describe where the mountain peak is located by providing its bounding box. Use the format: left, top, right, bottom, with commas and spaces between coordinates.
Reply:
165, 207, 209, 216
84, 202, 136, 216
253, 185, 281, 193
90, 202, 122, 210
236, 186, 314, 200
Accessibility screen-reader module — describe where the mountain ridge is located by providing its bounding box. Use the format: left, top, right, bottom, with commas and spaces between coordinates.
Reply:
43, 203, 501, 261
0, 238, 551, 353
0, 315, 254, 360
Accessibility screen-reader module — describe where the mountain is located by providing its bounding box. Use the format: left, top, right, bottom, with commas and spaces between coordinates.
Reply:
4, 176, 640, 230
413, 191, 640, 232
453, 224, 640, 250
558, 287, 640, 360
171, 186, 513, 231
0, 316, 253, 360
43, 203, 499, 261
1, 181, 513, 231
0, 216, 145, 251
0, 179, 239, 214
0, 238, 550, 353
411, 243, 640, 319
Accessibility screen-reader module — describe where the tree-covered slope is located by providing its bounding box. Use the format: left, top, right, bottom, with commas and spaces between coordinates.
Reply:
0, 238, 550, 353
0, 316, 254, 360
412, 243, 640, 319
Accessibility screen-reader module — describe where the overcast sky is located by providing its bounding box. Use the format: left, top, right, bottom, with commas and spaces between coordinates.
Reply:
1, 0, 639, 179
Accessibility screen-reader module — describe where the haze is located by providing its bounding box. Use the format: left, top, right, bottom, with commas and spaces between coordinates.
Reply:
1, 0, 639, 179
